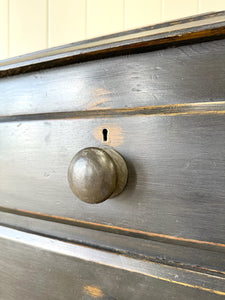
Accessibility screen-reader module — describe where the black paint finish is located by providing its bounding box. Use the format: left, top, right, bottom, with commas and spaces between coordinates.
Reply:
0, 115, 225, 244
0, 39, 225, 116
1, 212, 225, 275
1, 12, 225, 299
1, 227, 224, 300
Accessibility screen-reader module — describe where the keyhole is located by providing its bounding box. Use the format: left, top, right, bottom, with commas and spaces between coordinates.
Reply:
102, 128, 108, 142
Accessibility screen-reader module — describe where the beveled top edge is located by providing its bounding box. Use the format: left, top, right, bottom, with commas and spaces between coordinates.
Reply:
0, 11, 225, 77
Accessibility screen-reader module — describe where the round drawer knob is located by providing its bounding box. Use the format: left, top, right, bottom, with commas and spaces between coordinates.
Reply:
68, 147, 128, 204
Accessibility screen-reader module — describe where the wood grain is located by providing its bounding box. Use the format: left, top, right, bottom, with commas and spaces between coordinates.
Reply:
1, 226, 225, 300
0, 114, 225, 244
0, 38, 225, 116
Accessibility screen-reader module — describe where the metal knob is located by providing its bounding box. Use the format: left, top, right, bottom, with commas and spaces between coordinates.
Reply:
68, 147, 128, 204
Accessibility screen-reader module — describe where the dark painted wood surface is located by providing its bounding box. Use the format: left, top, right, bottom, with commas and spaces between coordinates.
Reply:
0, 111, 225, 244
1, 212, 225, 275
1, 226, 225, 300
0, 39, 225, 116
0, 11, 225, 77
1, 13, 225, 298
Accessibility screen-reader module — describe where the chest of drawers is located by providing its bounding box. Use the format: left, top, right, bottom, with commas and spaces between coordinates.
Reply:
1, 11, 225, 300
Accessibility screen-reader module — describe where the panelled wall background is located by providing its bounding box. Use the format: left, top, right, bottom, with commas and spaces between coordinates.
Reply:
0, 0, 225, 60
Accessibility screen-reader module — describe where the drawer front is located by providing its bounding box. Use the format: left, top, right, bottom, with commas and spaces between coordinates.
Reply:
0, 39, 225, 117
1, 226, 224, 300
1, 111, 225, 245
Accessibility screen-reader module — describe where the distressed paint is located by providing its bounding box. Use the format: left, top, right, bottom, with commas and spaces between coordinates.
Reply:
87, 88, 112, 110
94, 123, 124, 147
83, 285, 104, 298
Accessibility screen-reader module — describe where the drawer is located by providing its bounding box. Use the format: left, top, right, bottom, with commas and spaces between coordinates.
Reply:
0, 112, 225, 245
1, 226, 225, 300
0, 38, 225, 117
1, 11, 225, 117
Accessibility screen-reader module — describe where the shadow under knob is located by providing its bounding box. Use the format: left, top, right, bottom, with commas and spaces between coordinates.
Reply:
68, 147, 128, 204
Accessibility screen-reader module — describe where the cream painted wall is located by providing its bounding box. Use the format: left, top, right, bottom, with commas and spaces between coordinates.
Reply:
0, 0, 225, 60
